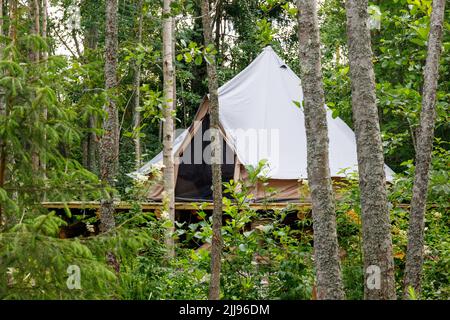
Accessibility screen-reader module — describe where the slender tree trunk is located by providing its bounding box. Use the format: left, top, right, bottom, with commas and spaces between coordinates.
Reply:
0, 0, 4, 126
9, 0, 17, 44
99, 0, 119, 233
297, 0, 345, 300
42, 0, 48, 61
162, 0, 176, 257
172, 15, 177, 128
0, 0, 5, 224
41, 0, 48, 197
133, 0, 144, 169
214, 0, 222, 55
83, 22, 99, 173
88, 115, 97, 172
201, 0, 223, 301
71, 28, 82, 57
82, 138, 89, 168
30, 0, 40, 174
30, 0, 40, 62
345, 0, 396, 300
404, 0, 446, 299
82, 113, 98, 175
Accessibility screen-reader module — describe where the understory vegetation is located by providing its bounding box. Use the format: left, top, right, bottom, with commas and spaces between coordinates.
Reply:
1, 159, 448, 299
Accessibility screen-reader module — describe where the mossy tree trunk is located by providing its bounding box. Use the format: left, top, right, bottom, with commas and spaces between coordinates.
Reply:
162, 0, 176, 257
99, 0, 119, 233
133, 0, 144, 169
30, 0, 41, 175
0, 0, 5, 224
202, 0, 224, 301
345, 0, 396, 300
404, 0, 446, 299
297, 0, 345, 300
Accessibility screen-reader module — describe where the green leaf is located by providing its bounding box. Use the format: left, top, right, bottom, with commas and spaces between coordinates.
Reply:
194, 55, 202, 66
293, 100, 301, 109
331, 109, 340, 119
184, 52, 193, 63
410, 38, 426, 46
161, 219, 174, 229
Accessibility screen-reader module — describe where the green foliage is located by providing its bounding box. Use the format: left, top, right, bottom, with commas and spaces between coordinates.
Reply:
0, 213, 116, 299
332, 152, 449, 300
171, 161, 315, 300
0, 206, 161, 299
321, 0, 450, 172
117, 162, 315, 300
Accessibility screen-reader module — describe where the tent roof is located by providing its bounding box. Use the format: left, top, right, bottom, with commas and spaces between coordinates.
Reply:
132, 46, 395, 181
129, 129, 188, 179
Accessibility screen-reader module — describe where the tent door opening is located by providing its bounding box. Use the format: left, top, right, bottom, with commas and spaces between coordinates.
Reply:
175, 114, 235, 201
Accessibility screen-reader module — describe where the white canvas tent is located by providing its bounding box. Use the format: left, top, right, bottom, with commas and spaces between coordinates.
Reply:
131, 46, 395, 202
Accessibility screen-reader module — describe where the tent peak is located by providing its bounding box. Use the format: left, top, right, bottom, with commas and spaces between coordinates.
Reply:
132, 44, 396, 183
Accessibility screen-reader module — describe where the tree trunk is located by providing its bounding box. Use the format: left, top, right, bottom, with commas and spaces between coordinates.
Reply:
133, 0, 144, 169
88, 115, 97, 173
8, 0, 17, 43
84, 22, 99, 173
214, 0, 222, 55
162, 0, 176, 257
201, 0, 223, 301
345, 0, 396, 300
30, 0, 40, 62
297, 0, 345, 300
172, 14, 177, 129
404, 0, 446, 299
42, 0, 48, 61
0, 0, 4, 224
30, 0, 40, 174
99, 0, 119, 233
41, 0, 48, 195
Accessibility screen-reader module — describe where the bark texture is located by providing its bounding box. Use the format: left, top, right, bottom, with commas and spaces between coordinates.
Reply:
404, 0, 446, 298
201, 0, 224, 301
84, 22, 99, 173
42, 0, 48, 61
345, 0, 396, 300
30, 0, 40, 174
30, 0, 40, 63
87, 115, 98, 172
8, 0, 17, 43
297, 0, 345, 300
162, 0, 176, 256
0, 0, 4, 224
133, 0, 144, 169
41, 0, 48, 180
99, 0, 119, 232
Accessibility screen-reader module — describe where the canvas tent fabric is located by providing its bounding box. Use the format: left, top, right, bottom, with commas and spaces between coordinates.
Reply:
130, 46, 395, 202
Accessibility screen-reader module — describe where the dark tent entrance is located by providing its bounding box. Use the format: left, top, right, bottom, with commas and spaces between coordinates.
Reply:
175, 114, 236, 201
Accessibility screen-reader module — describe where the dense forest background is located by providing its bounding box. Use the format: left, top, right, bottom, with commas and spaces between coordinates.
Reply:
0, 0, 448, 300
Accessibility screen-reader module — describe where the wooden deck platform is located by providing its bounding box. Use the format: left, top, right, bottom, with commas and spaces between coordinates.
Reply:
41, 201, 315, 212
41, 201, 412, 216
